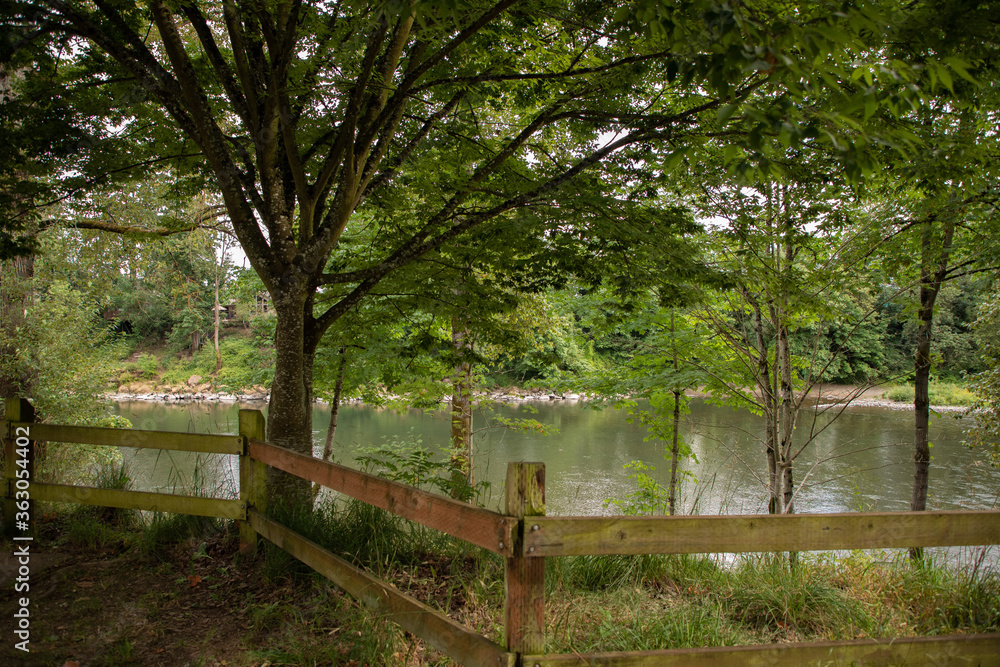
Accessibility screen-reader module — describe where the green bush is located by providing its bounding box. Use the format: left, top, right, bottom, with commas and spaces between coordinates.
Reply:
881, 382, 977, 407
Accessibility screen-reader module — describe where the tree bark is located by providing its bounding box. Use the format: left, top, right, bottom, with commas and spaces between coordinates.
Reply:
266, 301, 315, 506
450, 316, 473, 495
911, 218, 956, 523
750, 298, 778, 514
213, 263, 222, 374
668, 310, 681, 516
313, 348, 347, 499
777, 319, 796, 514
669, 388, 681, 516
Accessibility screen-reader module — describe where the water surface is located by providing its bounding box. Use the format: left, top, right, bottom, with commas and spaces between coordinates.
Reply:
113, 398, 1000, 519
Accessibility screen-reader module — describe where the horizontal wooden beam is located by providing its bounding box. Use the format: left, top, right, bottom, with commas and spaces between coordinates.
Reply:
523, 634, 1000, 666
524, 510, 1000, 556
249, 440, 515, 556
249, 511, 515, 667
32, 483, 246, 520
8, 422, 242, 455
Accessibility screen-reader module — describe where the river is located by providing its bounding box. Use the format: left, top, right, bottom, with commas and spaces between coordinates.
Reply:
114, 397, 999, 521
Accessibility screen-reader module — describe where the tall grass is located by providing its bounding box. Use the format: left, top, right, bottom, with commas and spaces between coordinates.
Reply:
65, 460, 141, 548
544, 549, 999, 654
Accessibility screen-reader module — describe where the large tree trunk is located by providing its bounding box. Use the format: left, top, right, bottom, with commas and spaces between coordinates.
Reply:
911, 218, 955, 520
266, 302, 315, 506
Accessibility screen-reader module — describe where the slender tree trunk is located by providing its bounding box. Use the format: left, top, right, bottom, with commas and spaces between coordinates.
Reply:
667, 310, 681, 516
777, 319, 796, 514
669, 389, 681, 516
450, 316, 473, 495
911, 218, 956, 554
213, 262, 222, 374
750, 298, 778, 513
313, 348, 347, 500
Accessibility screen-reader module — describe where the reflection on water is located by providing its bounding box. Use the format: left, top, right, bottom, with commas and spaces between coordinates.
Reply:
114, 398, 1000, 522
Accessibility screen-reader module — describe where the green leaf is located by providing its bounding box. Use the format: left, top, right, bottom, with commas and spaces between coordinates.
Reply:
943, 56, 978, 85
937, 64, 954, 93
717, 103, 739, 124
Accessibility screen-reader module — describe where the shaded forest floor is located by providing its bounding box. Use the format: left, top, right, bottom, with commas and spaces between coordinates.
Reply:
0, 515, 443, 666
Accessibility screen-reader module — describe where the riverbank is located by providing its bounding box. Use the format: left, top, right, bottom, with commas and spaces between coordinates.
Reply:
108, 382, 968, 412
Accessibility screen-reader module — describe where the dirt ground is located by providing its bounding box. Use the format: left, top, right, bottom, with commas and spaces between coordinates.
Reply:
1, 520, 267, 666
0, 513, 404, 667
0, 512, 484, 667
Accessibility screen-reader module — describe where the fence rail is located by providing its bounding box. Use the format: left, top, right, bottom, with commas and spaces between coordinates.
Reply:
6, 421, 242, 454
248, 438, 516, 557
29, 482, 246, 520
522, 634, 1000, 666
3, 396, 999, 666
523, 510, 1000, 556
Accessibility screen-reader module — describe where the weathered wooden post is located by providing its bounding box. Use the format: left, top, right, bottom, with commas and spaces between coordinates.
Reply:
504, 461, 546, 659
4, 398, 35, 538
239, 409, 267, 552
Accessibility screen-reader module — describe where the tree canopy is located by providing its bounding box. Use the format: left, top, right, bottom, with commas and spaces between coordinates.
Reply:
2, 0, 986, 503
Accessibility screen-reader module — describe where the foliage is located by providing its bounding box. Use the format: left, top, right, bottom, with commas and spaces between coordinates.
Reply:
0, 279, 122, 422
123, 353, 160, 380
355, 431, 486, 504
155, 328, 274, 390
603, 460, 672, 516
966, 291, 1000, 464
880, 278, 989, 381
881, 382, 977, 407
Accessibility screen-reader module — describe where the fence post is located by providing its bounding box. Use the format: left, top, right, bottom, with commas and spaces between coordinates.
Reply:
504, 461, 546, 659
239, 409, 267, 552
4, 398, 35, 538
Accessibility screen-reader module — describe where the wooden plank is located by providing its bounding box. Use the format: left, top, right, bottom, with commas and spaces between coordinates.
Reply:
523, 633, 1000, 666
4, 399, 35, 537
249, 440, 515, 556
249, 510, 515, 667
524, 510, 1000, 556
31, 483, 246, 520
16, 422, 242, 454
238, 410, 267, 552
504, 462, 546, 655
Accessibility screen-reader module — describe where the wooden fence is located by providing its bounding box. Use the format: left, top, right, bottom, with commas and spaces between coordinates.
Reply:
3, 397, 999, 666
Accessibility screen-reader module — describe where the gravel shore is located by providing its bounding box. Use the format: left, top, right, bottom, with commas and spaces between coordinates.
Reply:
108, 382, 966, 412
